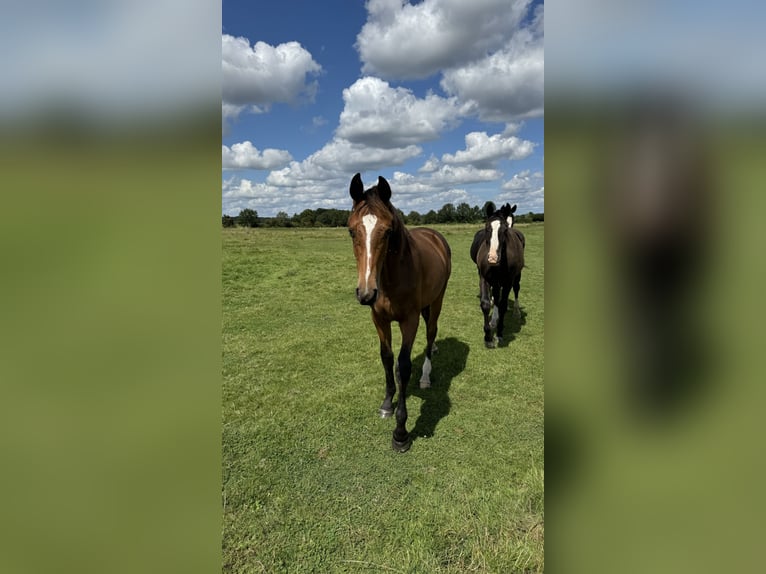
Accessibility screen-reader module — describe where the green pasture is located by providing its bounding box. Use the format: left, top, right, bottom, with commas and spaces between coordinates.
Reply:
222, 223, 544, 573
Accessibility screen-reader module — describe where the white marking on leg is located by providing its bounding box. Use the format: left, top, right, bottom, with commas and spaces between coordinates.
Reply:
490, 306, 499, 328
362, 214, 378, 289
488, 220, 501, 263
419, 357, 432, 388
513, 299, 520, 316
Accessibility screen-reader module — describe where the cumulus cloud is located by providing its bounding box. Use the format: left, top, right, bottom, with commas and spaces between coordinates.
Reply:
498, 169, 545, 212
222, 34, 322, 110
312, 138, 422, 172
441, 130, 536, 168
418, 155, 440, 173
336, 77, 461, 148
222, 141, 293, 170
440, 5, 544, 121
357, 0, 530, 80
265, 138, 422, 187
355, 1, 543, 121
0, 0, 219, 124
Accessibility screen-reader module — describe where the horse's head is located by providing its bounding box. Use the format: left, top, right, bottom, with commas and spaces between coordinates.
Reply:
347, 173, 399, 305
483, 203, 510, 266
503, 203, 518, 228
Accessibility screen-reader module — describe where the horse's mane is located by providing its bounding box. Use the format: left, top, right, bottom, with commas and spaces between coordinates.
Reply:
355, 187, 407, 255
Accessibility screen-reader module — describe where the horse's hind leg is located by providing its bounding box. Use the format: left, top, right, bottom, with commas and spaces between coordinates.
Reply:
512, 272, 522, 318
419, 295, 444, 389
495, 284, 511, 343
372, 315, 395, 418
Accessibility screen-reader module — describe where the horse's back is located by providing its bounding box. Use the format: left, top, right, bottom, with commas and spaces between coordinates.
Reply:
506, 228, 525, 273
409, 227, 451, 293
511, 228, 526, 250
470, 229, 484, 264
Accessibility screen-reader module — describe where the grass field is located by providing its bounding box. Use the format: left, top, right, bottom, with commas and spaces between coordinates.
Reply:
222, 223, 544, 573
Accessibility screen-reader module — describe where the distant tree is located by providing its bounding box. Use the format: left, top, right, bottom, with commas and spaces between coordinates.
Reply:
315, 209, 332, 227
422, 209, 438, 225
296, 209, 316, 227
455, 202, 474, 223
407, 210, 422, 225
437, 203, 456, 223
222, 214, 236, 228
273, 211, 292, 227
238, 208, 258, 228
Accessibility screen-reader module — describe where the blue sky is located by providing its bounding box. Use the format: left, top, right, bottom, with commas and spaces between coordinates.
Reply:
222, 0, 544, 217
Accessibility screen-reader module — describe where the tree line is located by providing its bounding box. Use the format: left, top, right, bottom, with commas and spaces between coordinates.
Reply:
224, 203, 543, 228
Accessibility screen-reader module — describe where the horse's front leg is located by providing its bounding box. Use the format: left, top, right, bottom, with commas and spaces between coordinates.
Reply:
479, 276, 495, 348
512, 272, 522, 318
392, 315, 419, 452
495, 283, 511, 343
372, 314, 395, 418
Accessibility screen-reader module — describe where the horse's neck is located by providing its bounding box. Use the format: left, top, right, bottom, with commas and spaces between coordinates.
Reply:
381, 226, 412, 283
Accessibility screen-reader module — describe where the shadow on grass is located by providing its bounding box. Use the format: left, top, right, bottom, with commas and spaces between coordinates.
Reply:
497, 306, 527, 348
407, 336, 470, 442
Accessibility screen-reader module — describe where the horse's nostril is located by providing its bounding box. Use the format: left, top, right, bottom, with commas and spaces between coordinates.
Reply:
357, 287, 378, 305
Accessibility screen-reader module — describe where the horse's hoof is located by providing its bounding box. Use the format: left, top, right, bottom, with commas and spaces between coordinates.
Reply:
419, 380, 431, 389
392, 435, 411, 453
485, 340, 495, 349
497, 336, 504, 345
379, 408, 393, 418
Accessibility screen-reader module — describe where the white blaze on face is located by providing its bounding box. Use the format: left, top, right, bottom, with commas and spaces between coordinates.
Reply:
362, 214, 378, 288
507, 216, 514, 228
488, 219, 501, 263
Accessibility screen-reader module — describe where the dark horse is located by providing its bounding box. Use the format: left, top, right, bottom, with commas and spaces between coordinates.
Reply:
348, 173, 452, 452
470, 203, 525, 348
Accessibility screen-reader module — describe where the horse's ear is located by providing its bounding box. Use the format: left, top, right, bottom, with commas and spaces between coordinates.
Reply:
510, 204, 517, 214
377, 176, 391, 203
350, 173, 365, 204
500, 203, 511, 218
485, 203, 495, 218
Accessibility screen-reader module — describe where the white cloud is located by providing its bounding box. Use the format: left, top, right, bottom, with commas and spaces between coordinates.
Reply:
0, 0, 219, 123
336, 77, 461, 148
501, 169, 543, 191
418, 155, 440, 173
313, 138, 422, 171
222, 141, 293, 170
440, 5, 544, 121
266, 138, 422, 186
441, 130, 536, 168
357, 0, 531, 80
222, 35, 322, 109
498, 169, 545, 212
222, 175, 349, 217
427, 164, 503, 186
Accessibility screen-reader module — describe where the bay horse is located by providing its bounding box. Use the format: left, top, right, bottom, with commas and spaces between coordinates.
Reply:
470, 203, 525, 348
347, 173, 452, 452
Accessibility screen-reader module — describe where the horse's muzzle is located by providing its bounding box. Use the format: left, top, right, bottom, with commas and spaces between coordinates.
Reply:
356, 287, 378, 306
